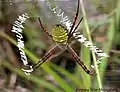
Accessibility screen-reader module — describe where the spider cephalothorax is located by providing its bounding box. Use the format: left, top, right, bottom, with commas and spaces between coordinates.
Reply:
52, 24, 68, 44
24, 0, 96, 76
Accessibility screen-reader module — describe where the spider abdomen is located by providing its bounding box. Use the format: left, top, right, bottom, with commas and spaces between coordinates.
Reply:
52, 24, 68, 44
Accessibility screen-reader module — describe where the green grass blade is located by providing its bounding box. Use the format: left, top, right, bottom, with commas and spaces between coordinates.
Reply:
80, 0, 102, 90
0, 32, 73, 92
50, 63, 81, 87
2, 61, 62, 92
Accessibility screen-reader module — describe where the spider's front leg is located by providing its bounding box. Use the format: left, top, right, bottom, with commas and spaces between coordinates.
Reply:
67, 45, 96, 76
32, 45, 60, 70
22, 45, 59, 75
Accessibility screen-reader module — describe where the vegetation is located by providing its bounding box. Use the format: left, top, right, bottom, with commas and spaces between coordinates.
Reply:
0, 0, 119, 92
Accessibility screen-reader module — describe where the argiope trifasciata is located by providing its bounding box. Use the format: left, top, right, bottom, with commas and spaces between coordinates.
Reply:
32, 0, 96, 76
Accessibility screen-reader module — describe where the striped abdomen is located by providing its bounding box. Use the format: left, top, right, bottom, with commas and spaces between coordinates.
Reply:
52, 24, 68, 44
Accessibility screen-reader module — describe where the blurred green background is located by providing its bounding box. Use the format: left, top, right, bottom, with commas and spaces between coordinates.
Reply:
0, 0, 120, 92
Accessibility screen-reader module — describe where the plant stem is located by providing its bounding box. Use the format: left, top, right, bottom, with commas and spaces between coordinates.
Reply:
80, 0, 103, 90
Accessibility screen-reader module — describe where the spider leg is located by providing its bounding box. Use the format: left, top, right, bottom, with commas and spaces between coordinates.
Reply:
68, 0, 80, 40
32, 45, 59, 70
38, 17, 52, 38
68, 17, 83, 40
67, 45, 96, 76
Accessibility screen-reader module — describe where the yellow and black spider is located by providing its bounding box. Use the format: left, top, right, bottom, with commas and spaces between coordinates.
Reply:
32, 0, 95, 76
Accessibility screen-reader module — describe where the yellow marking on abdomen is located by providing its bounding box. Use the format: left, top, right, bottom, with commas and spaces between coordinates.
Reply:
52, 24, 68, 43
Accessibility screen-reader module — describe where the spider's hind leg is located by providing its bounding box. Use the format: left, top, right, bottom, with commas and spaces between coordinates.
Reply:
38, 17, 52, 38
68, 17, 83, 40
68, 0, 80, 40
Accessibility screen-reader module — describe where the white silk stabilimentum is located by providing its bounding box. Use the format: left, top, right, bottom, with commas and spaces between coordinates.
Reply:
11, 13, 33, 75
45, 0, 109, 68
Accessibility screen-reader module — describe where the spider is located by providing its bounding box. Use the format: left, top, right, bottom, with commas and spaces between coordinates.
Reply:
32, 0, 95, 76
